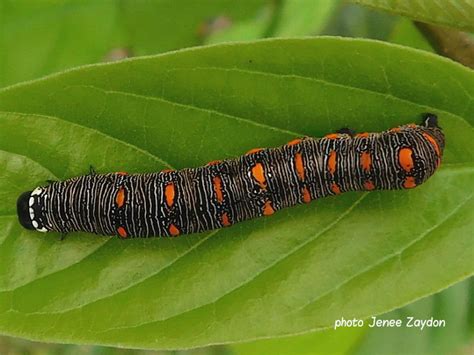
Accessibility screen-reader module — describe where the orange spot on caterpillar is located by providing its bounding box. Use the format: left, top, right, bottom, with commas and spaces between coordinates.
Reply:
302, 186, 311, 203
325, 133, 340, 140
246, 148, 264, 155
165, 183, 175, 208
116, 171, 128, 176
251, 163, 267, 189
390, 127, 401, 133
328, 150, 337, 175
331, 183, 341, 194
364, 180, 375, 190
403, 176, 417, 189
161, 169, 174, 173
360, 151, 372, 172
169, 224, 180, 236
399, 148, 414, 172
115, 187, 126, 208
422, 132, 441, 157
406, 123, 417, 128
213, 176, 224, 203
221, 212, 231, 227
294, 152, 305, 181
206, 160, 221, 166
263, 200, 275, 216
117, 226, 128, 238
287, 138, 302, 146
356, 132, 369, 138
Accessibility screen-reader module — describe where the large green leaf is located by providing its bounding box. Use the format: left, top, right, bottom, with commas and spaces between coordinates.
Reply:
350, 0, 474, 32
0, 38, 472, 349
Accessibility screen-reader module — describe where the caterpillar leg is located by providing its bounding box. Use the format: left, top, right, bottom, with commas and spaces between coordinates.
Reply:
46, 179, 57, 184
89, 165, 97, 175
60, 232, 68, 241
336, 127, 356, 137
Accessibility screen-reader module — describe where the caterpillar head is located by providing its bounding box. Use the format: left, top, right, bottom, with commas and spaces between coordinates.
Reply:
420, 113, 445, 155
17, 187, 50, 233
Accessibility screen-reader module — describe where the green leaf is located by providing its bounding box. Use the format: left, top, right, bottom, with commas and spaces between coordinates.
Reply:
350, 0, 474, 32
0, 37, 472, 350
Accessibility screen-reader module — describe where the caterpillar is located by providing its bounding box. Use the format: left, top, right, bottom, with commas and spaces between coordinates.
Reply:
17, 114, 444, 239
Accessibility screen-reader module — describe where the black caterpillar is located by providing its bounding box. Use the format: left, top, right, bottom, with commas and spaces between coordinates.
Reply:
17, 114, 445, 238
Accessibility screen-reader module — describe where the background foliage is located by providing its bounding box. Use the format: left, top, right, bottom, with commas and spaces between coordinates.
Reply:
0, 0, 472, 354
